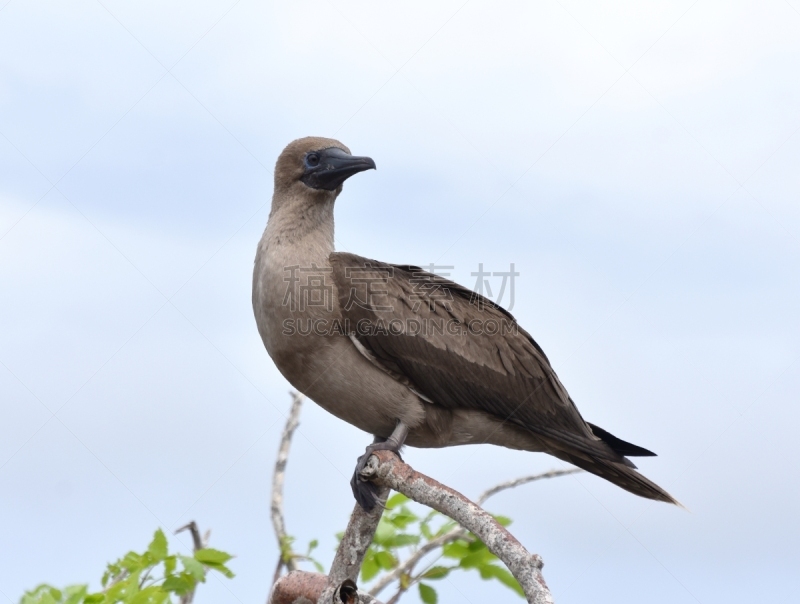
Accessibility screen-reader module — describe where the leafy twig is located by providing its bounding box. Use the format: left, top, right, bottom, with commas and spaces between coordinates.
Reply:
175, 521, 212, 604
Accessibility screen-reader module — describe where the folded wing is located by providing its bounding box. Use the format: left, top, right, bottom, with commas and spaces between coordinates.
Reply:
329, 252, 632, 466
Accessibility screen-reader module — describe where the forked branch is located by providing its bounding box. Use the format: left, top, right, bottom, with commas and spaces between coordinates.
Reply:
268, 393, 567, 604
368, 468, 580, 600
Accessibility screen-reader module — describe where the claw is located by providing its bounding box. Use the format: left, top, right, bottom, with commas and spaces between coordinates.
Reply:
350, 441, 404, 510
350, 466, 382, 511
350, 423, 409, 511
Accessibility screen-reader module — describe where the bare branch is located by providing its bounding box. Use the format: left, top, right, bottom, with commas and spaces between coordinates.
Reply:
269, 571, 384, 604
329, 486, 389, 584
270, 571, 328, 604
175, 521, 204, 552
268, 484, 389, 604
477, 469, 581, 505
361, 451, 554, 604
272, 391, 305, 576
315, 484, 390, 604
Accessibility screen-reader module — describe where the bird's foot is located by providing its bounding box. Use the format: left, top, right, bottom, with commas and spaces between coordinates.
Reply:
350, 441, 403, 511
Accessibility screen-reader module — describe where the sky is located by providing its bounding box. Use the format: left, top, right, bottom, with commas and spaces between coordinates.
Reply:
1, 1, 799, 603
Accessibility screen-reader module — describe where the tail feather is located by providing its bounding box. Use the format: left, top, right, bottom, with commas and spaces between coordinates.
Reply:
554, 449, 679, 505
587, 423, 657, 458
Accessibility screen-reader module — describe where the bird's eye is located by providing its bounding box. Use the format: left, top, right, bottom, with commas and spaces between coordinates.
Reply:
306, 153, 321, 167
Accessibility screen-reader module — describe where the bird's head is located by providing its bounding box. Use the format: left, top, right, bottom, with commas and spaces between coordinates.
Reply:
273, 137, 376, 200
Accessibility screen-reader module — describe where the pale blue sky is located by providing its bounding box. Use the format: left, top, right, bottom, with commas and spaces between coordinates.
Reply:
1, 1, 799, 603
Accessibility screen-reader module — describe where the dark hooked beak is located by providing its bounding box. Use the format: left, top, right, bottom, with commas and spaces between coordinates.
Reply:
301, 147, 376, 191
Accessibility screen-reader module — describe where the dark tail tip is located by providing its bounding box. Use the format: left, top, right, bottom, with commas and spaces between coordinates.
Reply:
588, 423, 657, 457
557, 450, 681, 506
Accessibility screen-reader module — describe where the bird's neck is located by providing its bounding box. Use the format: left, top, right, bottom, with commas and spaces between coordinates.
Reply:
260, 193, 336, 263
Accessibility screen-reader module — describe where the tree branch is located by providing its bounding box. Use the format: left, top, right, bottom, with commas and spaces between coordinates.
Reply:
271, 391, 304, 578
268, 392, 387, 603
175, 521, 210, 604
269, 571, 328, 604
361, 451, 554, 604
476, 469, 580, 505
368, 529, 454, 599
269, 453, 560, 603
328, 486, 390, 585
368, 468, 580, 599
267, 392, 563, 604
316, 488, 390, 604
175, 521, 207, 552
265, 470, 392, 603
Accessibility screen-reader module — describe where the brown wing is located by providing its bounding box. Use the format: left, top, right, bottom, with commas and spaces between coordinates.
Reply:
329, 252, 626, 464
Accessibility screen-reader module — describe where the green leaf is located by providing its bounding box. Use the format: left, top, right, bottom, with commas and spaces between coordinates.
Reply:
383, 533, 419, 548
104, 581, 127, 602
130, 585, 168, 604
388, 509, 419, 529
23, 587, 57, 604
491, 514, 513, 527
63, 585, 89, 604
195, 548, 233, 565
203, 561, 235, 579
107, 569, 144, 601
373, 551, 397, 570
279, 535, 296, 562
479, 564, 524, 597
434, 520, 457, 537
163, 555, 176, 576
386, 493, 410, 508
467, 538, 487, 552
420, 523, 433, 540
459, 547, 495, 569
441, 542, 470, 559
18, 527, 236, 604
147, 529, 168, 562
180, 555, 205, 581
360, 555, 380, 582
120, 551, 145, 573
422, 509, 439, 522
418, 583, 438, 604
162, 575, 193, 595
372, 519, 396, 545
421, 566, 451, 580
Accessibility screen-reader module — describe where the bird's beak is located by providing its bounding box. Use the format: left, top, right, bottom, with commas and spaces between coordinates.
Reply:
302, 147, 376, 191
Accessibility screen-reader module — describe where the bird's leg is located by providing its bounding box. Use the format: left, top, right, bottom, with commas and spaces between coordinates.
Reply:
350, 421, 409, 511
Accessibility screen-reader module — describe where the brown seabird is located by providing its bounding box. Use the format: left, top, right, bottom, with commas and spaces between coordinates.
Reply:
253, 136, 677, 509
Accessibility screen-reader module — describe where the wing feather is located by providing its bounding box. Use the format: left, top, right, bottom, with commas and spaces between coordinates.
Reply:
330, 252, 626, 464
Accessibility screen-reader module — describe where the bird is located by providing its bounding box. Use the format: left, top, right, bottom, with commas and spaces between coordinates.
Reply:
253, 136, 678, 510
